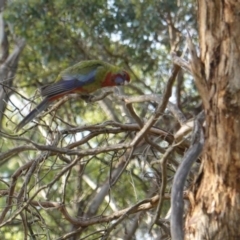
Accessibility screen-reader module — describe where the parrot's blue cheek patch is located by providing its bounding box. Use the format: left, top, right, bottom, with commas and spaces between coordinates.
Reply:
114, 76, 125, 85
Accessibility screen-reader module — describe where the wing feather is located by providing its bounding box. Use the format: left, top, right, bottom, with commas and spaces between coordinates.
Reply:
41, 69, 97, 98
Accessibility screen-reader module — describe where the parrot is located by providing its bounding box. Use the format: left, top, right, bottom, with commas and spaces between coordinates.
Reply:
16, 60, 130, 132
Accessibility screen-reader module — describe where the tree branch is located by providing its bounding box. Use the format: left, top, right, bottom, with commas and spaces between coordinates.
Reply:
170, 114, 204, 240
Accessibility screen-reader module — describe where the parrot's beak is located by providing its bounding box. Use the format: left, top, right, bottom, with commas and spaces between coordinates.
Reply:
123, 77, 131, 85
123, 80, 129, 85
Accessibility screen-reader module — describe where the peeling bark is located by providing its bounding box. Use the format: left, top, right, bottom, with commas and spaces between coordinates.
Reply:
185, 1, 240, 239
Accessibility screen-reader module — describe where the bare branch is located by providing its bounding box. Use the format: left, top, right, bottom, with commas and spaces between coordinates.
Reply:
0, 35, 25, 126
150, 144, 176, 231
171, 52, 191, 73
170, 116, 204, 240
129, 65, 180, 147
0, 11, 8, 63
0, 161, 33, 223
0, 145, 36, 164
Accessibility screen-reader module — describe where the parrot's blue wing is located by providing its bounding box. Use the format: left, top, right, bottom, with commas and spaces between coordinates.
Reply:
41, 69, 97, 98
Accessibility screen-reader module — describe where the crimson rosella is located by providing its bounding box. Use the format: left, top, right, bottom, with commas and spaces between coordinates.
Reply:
16, 60, 130, 132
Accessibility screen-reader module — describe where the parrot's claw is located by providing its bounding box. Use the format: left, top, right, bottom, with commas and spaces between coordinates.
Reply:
80, 94, 94, 103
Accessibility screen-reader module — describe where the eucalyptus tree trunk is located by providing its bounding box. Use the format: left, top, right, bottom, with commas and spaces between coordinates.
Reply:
185, 0, 240, 239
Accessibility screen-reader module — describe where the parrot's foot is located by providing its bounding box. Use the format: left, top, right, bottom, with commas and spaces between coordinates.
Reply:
80, 94, 94, 103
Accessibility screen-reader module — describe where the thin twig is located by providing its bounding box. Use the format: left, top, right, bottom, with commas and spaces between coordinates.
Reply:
101, 198, 153, 240
149, 143, 176, 231
130, 65, 180, 147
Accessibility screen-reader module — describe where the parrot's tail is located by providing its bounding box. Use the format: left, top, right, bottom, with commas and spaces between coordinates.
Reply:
15, 98, 50, 132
